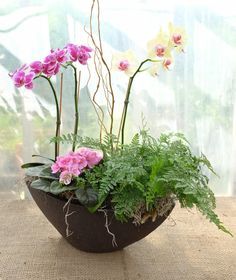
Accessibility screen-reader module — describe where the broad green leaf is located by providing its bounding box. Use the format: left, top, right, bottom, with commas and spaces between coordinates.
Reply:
49, 181, 77, 195
21, 162, 45, 169
32, 155, 55, 162
39, 166, 59, 180
25, 165, 47, 177
87, 193, 108, 213
30, 179, 51, 192
75, 188, 98, 207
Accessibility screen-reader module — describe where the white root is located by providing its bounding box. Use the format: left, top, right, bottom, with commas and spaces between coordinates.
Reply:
98, 208, 118, 247
63, 195, 77, 237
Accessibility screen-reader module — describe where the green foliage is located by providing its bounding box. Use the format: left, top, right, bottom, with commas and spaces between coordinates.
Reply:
21, 162, 45, 169
75, 188, 98, 207
146, 133, 232, 236
28, 131, 232, 236
31, 178, 77, 194
50, 133, 118, 158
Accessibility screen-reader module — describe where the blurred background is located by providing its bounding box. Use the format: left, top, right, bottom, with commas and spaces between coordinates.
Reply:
0, 0, 236, 198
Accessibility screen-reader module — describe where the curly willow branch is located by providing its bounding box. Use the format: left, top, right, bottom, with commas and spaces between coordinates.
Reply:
85, 63, 108, 139
88, 0, 115, 147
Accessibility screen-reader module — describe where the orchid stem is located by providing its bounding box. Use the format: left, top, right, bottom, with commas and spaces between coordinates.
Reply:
118, 59, 150, 146
69, 64, 79, 151
40, 75, 61, 160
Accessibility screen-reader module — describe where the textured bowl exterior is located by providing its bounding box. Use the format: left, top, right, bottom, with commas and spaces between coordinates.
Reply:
28, 185, 175, 253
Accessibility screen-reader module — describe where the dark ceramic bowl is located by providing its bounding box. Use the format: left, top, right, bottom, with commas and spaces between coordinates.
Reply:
28, 185, 175, 253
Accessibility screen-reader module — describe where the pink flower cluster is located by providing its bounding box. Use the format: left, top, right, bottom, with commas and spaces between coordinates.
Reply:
10, 44, 92, 89
51, 147, 103, 185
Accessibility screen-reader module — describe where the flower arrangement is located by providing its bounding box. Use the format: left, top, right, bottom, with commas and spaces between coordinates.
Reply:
10, 0, 231, 240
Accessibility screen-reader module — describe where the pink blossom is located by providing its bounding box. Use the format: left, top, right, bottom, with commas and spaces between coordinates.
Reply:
77, 49, 91, 65
54, 48, 68, 63
66, 43, 79, 62
59, 171, 73, 185
80, 45, 93, 53
30, 61, 43, 74
11, 70, 25, 88
10, 65, 35, 89
51, 151, 87, 181
24, 72, 35, 89
77, 147, 103, 168
51, 163, 60, 174
51, 148, 103, 184
42, 53, 60, 77
118, 60, 130, 71
77, 45, 92, 65
66, 43, 92, 64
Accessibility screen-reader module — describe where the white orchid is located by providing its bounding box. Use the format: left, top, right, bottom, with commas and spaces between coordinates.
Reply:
112, 50, 139, 77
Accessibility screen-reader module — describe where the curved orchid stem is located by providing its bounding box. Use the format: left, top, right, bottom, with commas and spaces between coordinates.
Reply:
68, 64, 80, 151
117, 59, 151, 146
39, 75, 61, 160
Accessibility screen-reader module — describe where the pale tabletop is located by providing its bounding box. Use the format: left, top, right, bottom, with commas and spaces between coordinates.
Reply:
0, 195, 235, 280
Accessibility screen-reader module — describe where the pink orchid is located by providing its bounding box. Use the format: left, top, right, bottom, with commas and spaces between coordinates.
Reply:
54, 48, 68, 63
77, 45, 92, 65
66, 43, 92, 64
30, 61, 43, 74
24, 72, 35, 89
11, 70, 25, 88
80, 45, 93, 53
66, 43, 79, 62
10, 65, 35, 89
42, 53, 60, 77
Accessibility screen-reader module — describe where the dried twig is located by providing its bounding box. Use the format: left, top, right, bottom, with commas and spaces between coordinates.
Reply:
85, 63, 108, 137
88, 0, 115, 146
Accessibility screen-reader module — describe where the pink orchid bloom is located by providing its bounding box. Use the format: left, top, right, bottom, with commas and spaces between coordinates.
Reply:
66, 43, 79, 62
12, 70, 25, 88
66, 43, 92, 64
24, 72, 35, 89
30, 61, 43, 74
77, 48, 91, 65
42, 53, 60, 77
80, 45, 93, 53
10, 65, 35, 89
54, 48, 68, 63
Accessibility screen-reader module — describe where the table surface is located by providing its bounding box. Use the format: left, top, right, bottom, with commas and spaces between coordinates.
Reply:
0, 195, 235, 280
